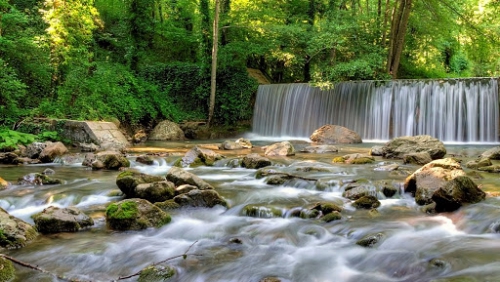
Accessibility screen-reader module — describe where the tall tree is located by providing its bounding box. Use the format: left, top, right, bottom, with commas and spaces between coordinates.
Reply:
208, 0, 220, 127
386, 0, 412, 78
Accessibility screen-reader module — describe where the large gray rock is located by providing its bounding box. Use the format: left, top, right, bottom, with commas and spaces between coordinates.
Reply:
149, 120, 185, 141
404, 158, 466, 205
166, 167, 214, 190
106, 198, 171, 231
220, 138, 252, 150
32, 206, 94, 234
178, 146, 224, 167
134, 181, 176, 203
173, 189, 228, 208
432, 176, 486, 213
241, 154, 271, 169
480, 146, 500, 160
403, 152, 432, 165
382, 135, 446, 160
116, 171, 166, 196
24, 142, 47, 159
310, 124, 362, 144
38, 141, 68, 163
0, 207, 38, 248
264, 141, 295, 156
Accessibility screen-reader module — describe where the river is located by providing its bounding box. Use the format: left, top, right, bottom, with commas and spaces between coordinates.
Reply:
1, 140, 500, 282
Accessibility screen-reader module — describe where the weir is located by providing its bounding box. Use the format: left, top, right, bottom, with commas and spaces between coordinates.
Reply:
252, 78, 500, 142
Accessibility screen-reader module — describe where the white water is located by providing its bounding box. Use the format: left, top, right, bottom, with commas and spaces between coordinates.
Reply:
253, 78, 499, 142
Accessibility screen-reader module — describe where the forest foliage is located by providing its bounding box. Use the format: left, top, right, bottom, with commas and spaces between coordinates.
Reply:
0, 0, 499, 128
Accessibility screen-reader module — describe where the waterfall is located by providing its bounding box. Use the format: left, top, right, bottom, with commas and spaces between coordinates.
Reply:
252, 78, 499, 143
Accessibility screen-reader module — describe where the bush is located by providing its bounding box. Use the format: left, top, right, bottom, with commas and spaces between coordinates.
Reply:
0, 59, 27, 127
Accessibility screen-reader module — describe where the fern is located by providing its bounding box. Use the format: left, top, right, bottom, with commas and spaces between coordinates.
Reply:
0, 128, 36, 151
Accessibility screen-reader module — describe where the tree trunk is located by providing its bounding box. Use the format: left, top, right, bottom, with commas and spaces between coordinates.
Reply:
387, 0, 412, 78
207, 0, 220, 127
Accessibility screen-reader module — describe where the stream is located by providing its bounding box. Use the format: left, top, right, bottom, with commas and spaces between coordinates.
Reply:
1, 139, 500, 282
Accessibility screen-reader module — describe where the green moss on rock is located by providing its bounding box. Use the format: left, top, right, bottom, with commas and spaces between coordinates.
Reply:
321, 211, 342, 222
138, 265, 175, 282
0, 257, 15, 282
155, 200, 181, 211
332, 157, 345, 163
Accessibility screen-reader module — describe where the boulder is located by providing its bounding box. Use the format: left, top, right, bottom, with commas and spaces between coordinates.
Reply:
166, 167, 214, 190
24, 142, 47, 158
173, 189, 228, 208
241, 153, 271, 169
310, 124, 362, 144
370, 146, 384, 156
83, 151, 130, 170
136, 155, 155, 165
178, 146, 224, 167
382, 135, 446, 160
403, 152, 432, 165
310, 202, 343, 215
321, 211, 342, 222
480, 146, 500, 160
374, 163, 399, 171
133, 130, 148, 144
134, 181, 176, 203
404, 158, 466, 205
32, 206, 94, 234
431, 176, 486, 213
264, 141, 295, 156
0, 207, 38, 248
116, 171, 166, 196
235, 138, 252, 149
356, 233, 385, 247
106, 198, 171, 230
300, 145, 339, 153
12, 157, 41, 165
343, 184, 376, 200
149, 120, 185, 141
352, 195, 381, 209
466, 158, 493, 169
0, 177, 8, 190
38, 141, 68, 163
0, 152, 18, 164
242, 205, 283, 218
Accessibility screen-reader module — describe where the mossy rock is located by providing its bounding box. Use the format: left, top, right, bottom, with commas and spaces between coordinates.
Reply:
311, 202, 343, 215
104, 154, 130, 170
116, 171, 165, 196
332, 157, 345, 163
154, 200, 181, 211
138, 265, 175, 282
0, 208, 38, 248
356, 232, 385, 247
32, 206, 94, 234
321, 211, 342, 222
352, 195, 381, 209
106, 199, 171, 231
349, 157, 375, 164
0, 257, 15, 282
242, 205, 283, 218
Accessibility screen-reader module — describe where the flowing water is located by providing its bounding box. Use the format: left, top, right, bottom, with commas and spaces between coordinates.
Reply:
2, 140, 500, 282
252, 78, 499, 142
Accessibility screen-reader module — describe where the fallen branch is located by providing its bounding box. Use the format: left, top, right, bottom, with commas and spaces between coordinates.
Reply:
0, 254, 89, 282
117, 240, 200, 280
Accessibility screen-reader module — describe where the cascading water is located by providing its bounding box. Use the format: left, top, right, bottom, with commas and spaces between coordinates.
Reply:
252, 78, 499, 142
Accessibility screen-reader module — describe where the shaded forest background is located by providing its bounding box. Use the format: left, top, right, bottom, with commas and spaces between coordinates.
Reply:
1, 0, 499, 128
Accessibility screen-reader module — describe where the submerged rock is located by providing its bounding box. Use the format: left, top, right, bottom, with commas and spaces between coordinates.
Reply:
242, 205, 283, 218
220, 138, 252, 150
241, 153, 271, 169
310, 124, 362, 144
356, 232, 385, 247
173, 189, 228, 208
404, 158, 466, 205
0, 207, 38, 248
382, 135, 446, 160
106, 198, 171, 231
18, 172, 63, 185
352, 195, 381, 209
477, 165, 500, 173
343, 153, 375, 164
321, 211, 342, 222
166, 167, 214, 190
264, 141, 296, 156
300, 145, 339, 153
32, 206, 94, 234
136, 155, 155, 165
432, 176, 486, 213
138, 265, 176, 282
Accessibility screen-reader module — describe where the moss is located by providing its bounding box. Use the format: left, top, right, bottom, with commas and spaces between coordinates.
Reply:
0, 229, 12, 247
0, 257, 15, 282
321, 211, 342, 222
332, 157, 345, 163
35, 173, 63, 185
106, 201, 138, 220
173, 158, 182, 168
316, 203, 343, 214
353, 195, 381, 209
138, 265, 175, 282
154, 200, 181, 211
188, 158, 204, 168
156, 213, 172, 228
349, 157, 375, 164
104, 155, 130, 170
